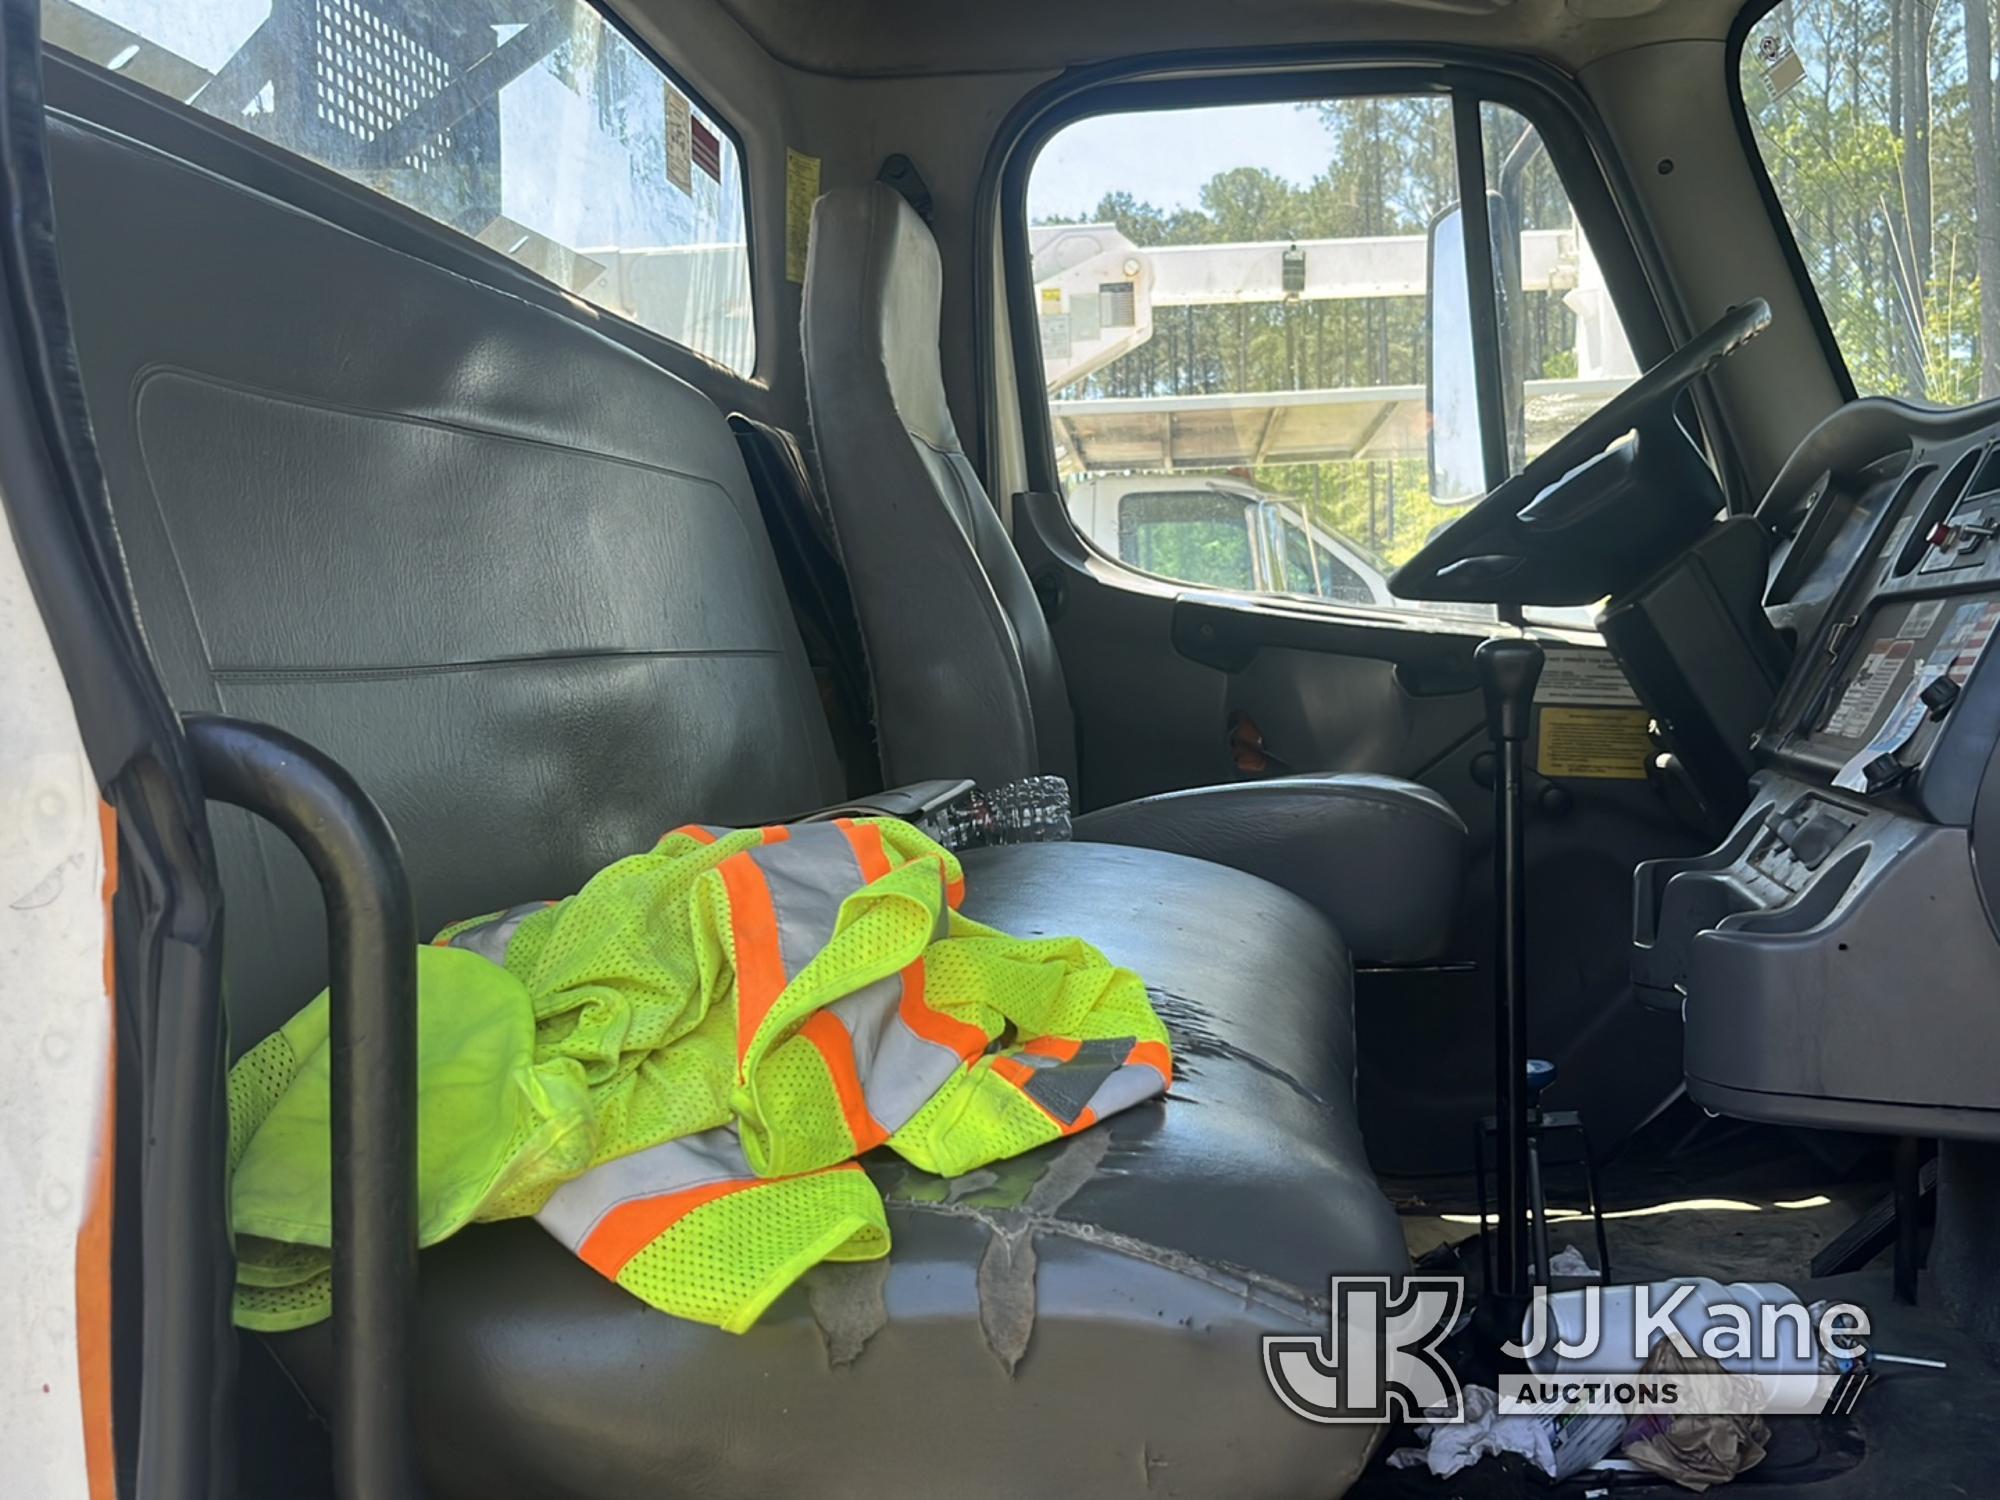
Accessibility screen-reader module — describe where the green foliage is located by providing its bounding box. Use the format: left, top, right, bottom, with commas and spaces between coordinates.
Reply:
1742, 0, 1999, 401
1036, 3, 2000, 593
1037, 97, 1582, 570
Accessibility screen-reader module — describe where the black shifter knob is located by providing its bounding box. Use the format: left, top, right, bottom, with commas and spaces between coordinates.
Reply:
1477, 636, 1545, 744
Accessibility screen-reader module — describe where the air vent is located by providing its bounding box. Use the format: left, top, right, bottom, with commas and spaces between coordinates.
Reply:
1895, 446, 1985, 577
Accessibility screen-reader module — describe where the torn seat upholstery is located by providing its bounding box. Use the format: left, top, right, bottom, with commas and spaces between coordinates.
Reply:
50, 103, 1408, 1499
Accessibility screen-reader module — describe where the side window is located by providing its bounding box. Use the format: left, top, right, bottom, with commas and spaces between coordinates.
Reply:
1276, 508, 1318, 595
1027, 93, 1639, 622
1312, 537, 1374, 606
1115, 489, 1256, 590
46, 0, 755, 374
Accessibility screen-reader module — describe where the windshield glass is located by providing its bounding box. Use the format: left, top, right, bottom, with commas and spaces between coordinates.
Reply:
1742, 1, 1999, 404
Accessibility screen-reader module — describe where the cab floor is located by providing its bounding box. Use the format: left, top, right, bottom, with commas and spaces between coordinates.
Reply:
1358, 1137, 1998, 1498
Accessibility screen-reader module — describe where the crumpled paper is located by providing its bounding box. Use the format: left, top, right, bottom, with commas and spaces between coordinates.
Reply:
1621, 1342, 1770, 1490
1386, 1386, 1557, 1479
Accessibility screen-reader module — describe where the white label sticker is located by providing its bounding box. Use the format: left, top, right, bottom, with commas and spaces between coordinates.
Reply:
664, 86, 693, 195
1896, 599, 1944, 639
1834, 662, 1945, 791
1824, 637, 1911, 739
1941, 599, 2000, 684
1533, 648, 1641, 707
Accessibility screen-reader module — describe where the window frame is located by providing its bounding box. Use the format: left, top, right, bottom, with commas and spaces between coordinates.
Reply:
988, 51, 1715, 629
1725, 0, 1870, 409
42, 1, 763, 386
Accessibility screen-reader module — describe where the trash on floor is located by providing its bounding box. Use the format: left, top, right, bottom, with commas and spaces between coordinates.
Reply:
1547, 1244, 1598, 1277
1617, 1343, 1769, 1490
1385, 1385, 1624, 1481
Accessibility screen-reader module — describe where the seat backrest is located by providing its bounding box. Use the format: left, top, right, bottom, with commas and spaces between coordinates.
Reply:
729, 415, 879, 794
802, 182, 1076, 791
50, 110, 846, 1049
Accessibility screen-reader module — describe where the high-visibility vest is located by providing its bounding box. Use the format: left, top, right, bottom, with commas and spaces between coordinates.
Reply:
229, 819, 1171, 1334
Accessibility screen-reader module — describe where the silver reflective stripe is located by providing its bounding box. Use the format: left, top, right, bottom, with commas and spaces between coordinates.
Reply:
443, 901, 548, 966
1081, 1057, 1171, 1120
535, 1125, 753, 1251
827, 971, 964, 1135
1018, 1037, 1131, 1126
752, 826, 969, 1137
749, 825, 866, 982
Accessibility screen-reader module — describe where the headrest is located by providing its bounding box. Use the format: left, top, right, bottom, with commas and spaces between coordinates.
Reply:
804, 180, 960, 454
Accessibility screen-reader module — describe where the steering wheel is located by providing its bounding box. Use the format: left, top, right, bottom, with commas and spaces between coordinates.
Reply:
1389, 298, 1772, 606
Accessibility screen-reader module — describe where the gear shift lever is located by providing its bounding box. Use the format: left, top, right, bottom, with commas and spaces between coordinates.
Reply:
1476, 634, 1543, 1308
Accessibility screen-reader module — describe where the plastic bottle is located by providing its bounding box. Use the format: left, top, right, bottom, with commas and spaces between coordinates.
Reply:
924, 776, 1073, 850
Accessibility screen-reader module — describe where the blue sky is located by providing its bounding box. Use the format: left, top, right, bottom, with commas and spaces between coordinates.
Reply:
1027, 102, 1342, 224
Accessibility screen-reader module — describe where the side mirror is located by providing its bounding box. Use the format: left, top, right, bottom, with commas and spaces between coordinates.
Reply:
1425, 191, 1525, 505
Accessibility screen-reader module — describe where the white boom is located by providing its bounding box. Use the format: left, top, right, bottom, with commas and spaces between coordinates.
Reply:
1030, 221, 1636, 473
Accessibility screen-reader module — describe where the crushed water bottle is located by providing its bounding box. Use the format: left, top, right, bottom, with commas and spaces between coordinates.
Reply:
923, 775, 1072, 850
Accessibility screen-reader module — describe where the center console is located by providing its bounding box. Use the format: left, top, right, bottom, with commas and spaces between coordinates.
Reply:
1630, 396, 2000, 1141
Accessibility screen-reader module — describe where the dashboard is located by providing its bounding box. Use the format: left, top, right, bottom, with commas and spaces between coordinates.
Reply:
1630, 394, 2000, 1142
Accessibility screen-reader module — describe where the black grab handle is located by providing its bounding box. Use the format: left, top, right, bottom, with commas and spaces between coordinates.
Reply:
186, 715, 420, 1499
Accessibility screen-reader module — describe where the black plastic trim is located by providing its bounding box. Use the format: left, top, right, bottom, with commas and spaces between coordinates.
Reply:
185, 716, 420, 1500
1727, 0, 1860, 407
1452, 94, 1511, 495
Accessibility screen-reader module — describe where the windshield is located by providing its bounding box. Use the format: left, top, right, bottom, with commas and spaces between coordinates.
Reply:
1741, 1, 1999, 404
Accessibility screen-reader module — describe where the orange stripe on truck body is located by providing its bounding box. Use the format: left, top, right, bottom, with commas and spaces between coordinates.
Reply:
78, 802, 118, 1497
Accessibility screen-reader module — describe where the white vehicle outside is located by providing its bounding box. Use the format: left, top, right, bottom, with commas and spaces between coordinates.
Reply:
1064, 473, 1397, 606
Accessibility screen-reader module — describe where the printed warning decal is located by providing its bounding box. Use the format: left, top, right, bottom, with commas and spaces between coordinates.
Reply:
1538, 708, 1652, 780
1896, 599, 1944, 639
1940, 599, 2000, 685
1533, 647, 1641, 707
691, 117, 722, 182
785, 148, 820, 284
664, 86, 693, 195
1823, 637, 1912, 740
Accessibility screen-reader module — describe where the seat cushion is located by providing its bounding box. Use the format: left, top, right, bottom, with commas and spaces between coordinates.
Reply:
274, 842, 1405, 1499
1073, 774, 1469, 962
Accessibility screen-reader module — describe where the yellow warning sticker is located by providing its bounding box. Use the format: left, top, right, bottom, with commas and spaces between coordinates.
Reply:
1537, 708, 1652, 780
785, 148, 821, 284
1041, 286, 1064, 310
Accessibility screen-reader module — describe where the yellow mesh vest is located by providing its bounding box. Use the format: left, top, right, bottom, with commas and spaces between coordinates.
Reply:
229, 819, 1171, 1334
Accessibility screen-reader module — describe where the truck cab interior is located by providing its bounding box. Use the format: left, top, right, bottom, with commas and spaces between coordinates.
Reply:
6, 0, 2000, 1494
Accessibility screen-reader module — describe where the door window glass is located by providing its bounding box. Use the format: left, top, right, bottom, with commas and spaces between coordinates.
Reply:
1741, 2, 1999, 404
1115, 490, 1256, 588
1312, 536, 1375, 604
1028, 93, 1638, 624
1279, 509, 1318, 594
45, 0, 755, 373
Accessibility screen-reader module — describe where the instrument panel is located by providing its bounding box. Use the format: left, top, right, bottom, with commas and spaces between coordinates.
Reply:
1634, 395, 2000, 1142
